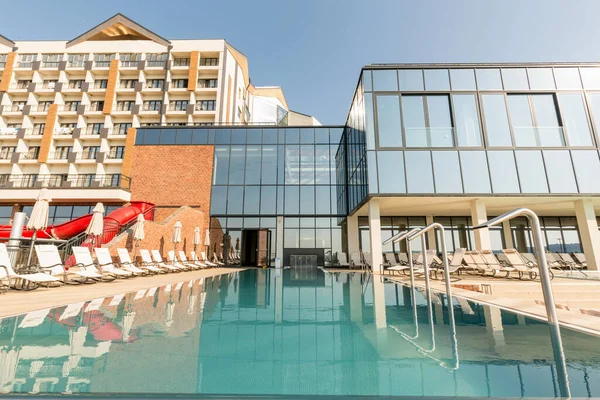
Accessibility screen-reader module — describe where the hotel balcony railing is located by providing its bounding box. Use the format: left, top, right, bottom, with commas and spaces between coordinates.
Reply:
95, 61, 112, 68
167, 104, 188, 111
0, 152, 14, 160
10, 82, 31, 90
16, 62, 34, 68
147, 61, 166, 68
7, 104, 24, 112
120, 60, 139, 67
0, 174, 130, 190
0, 127, 19, 135
41, 62, 60, 68
36, 104, 53, 112
41, 81, 57, 89
199, 58, 219, 66
20, 151, 40, 160
143, 104, 162, 112
112, 127, 130, 135
77, 151, 99, 160
197, 79, 218, 88
195, 102, 216, 111
173, 59, 190, 67
48, 151, 71, 160
84, 126, 103, 135
61, 104, 80, 112
54, 127, 74, 136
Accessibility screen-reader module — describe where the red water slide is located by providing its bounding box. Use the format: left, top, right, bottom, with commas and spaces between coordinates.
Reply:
0, 201, 155, 242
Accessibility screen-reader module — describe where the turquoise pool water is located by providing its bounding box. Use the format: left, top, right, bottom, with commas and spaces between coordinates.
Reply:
1, 268, 600, 397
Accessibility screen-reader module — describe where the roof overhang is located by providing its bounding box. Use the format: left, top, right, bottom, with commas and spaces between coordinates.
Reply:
0, 34, 15, 49
250, 85, 289, 110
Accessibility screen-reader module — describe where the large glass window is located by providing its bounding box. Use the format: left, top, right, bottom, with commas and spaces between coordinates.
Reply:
405, 151, 434, 193
314, 146, 330, 184
487, 151, 520, 193
261, 146, 277, 184
372, 70, 398, 91
515, 150, 549, 193
364, 94, 375, 150
244, 186, 260, 214
402, 96, 427, 147
377, 151, 406, 193
554, 68, 582, 90
362, 70, 372, 91
424, 69, 450, 90
507, 94, 563, 146
284, 145, 299, 184
244, 146, 261, 184
559, 93, 593, 146
403, 95, 453, 147
476, 68, 503, 90
367, 152, 378, 193
427, 96, 454, 147
260, 186, 276, 214
571, 150, 600, 193
315, 186, 330, 214
432, 151, 463, 193
460, 151, 491, 193
580, 68, 600, 90
481, 94, 512, 146
398, 69, 424, 91
300, 186, 315, 215
527, 68, 555, 90
227, 186, 244, 214
501, 68, 529, 90
376, 95, 402, 147
285, 186, 299, 214
228, 146, 246, 184
452, 94, 482, 146
213, 146, 229, 184
543, 150, 577, 193
300, 145, 314, 184
450, 69, 476, 90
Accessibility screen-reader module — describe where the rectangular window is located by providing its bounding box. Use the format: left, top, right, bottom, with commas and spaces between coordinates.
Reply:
261, 146, 277, 184
108, 146, 125, 159
405, 151, 434, 193
554, 68, 582, 90
173, 58, 190, 67
402, 95, 453, 147
68, 79, 84, 89
116, 101, 135, 111
300, 186, 315, 215
227, 186, 243, 214
94, 53, 115, 67
527, 68, 555, 90
196, 100, 216, 111
450, 69, 476, 90
244, 186, 260, 214
452, 94, 482, 146
543, 150, 577, 193
481, 94, 512, 147
515, 150, 549, 193
171, 79, 188, 88
53, 146, 72, 160
119, 53, 141, 67
398, 69, 424, 91
119, 79, 137, 89
89, 101, 104, 111
168, 100, 189, 111
145, 53, 168, 67
476, 68, 503, 90
377, 151, 406, 193
146, 79, 164, 89
487, 151, 520, 193
558, 93, 593, 146
580, 68, 600, 90
42, 80, 57, 89
0, 146, 16, 159
507, 94, 564, 146
260, 186, 277, 214
64, 101, 81, 111
432, 151, 463, 193
372, 70, 398, 91
501, 68, 529, 90
228, 146, 245, 185
572, 150, 600, 193
0, 54, 7, 68
244, 146, 261, 184
197, 79, 218, 88
16, 80, 31, 89
94, 79, 108, 89
17, 54, 36, 68
87, 123, 104, 135
460, 151, 491, 193
67, 54, 86, 67
376, 95, 402, 147
41, 54, 61, 68
199, 58, 219, 66
285, 186, 299, 214
424, 69, 450, 90
213, 146, 229, 184
113, 123, 132, 135
143, 100, 162, 111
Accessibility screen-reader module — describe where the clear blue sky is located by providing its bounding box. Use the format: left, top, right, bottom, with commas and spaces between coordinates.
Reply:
3, 0, 600, 124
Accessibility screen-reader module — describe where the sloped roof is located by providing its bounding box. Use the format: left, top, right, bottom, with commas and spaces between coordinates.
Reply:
67, 13, 170, 48
250, 85, 289, 110
226, 43, 250, 87
0, 34, 15, 48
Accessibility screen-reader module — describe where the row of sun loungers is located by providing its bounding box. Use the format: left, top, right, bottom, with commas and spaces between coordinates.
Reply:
0, 243, 221, 291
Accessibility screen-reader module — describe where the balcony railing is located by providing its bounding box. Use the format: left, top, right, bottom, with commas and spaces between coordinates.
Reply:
20, 151, 39, 160
143, 103, 162, 111
36, 104, 53, 112
54, 127, 74, 135
173, 58, 190, 67
147, 61, 166, 68
195, 101, 216, 111
107, 149, 125, 159
168, 104, 188, 111
84, 126, 103, 135
0, 174, 130, 190
0, 127, 19, 135
48, 151, 71, 160
197, 79, 218, 88
7, 104, 24, 112
41, 81, 57, 90
10, 82, 31, 90
95, 61, 112, 68
199, 58, 219, 66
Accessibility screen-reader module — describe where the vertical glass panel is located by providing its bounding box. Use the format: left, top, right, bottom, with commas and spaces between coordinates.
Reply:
285, 128, 299, 144
515, 150, 549, 193
487, 151, 520, 193
243, 218, 259, 228
260, 186, 276, 214
175, 129, 192, 144
244, 186, 260, 214
329, 145, 338, 185
475, 68, 503, 90
299, 229, 315, 248
449, 69, 476, 90
300, 128, 314, 144
588, 93, 600, 140
300, 145, 314, 184
261, 146, 277, 184
527, 68, 555, 90
284, 186, 299, 214
559, 93, 593, 146
376, 95, 402, 147
244, 145, 261, 185
315, 186, 330, 214
453, 94, 482, 147
372, 70, 398, 91
432, 151, 463, 193
262, 128, 278, 144
362, 70, 372, 92
213, 146, 230, 184
364, 94, 376, 150
580, 67, 600, 89
315, 128, 329, 144
329, 128, 343, 145
531, 94, 564, 146
562, 230, 582, 253
191, 129, 208, 144
315, 229, 331, 248
227, 186, 244, 214
377, 151, 406, 193
460, 151, 491, 193
571, 150, 600, 193
228, 145, 245, 184
427, 95, 454, 147
284, 145, 300, 184
215, 129, 230, 144
314, 146, 330, 184
482, 95, 512, 147
424, 69, 450, 90
230, 129, 246, 144
367, 151, 378, 193
210, 186, 227, 214
284, 229, 299, 248
507, 95, 536, 146
543, 150, 577, 193
405, 151, 434, 193
554, 68, 582, 90
402, 96, 427, 147
277, 186, 284, 214
300, 186, 315, 215
398, 69, 424, 91
501, 68, 529, 90
277, 145, 285, 184
246, 128, 262, 144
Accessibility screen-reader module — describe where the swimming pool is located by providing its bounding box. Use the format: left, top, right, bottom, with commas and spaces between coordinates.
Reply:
0, 268, 599, 397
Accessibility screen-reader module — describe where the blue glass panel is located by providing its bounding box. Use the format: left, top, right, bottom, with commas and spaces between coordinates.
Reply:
460, 151, 491, 193
210, 186, 227, 214
260, 186, 277, 214
159, 129, 176, 144
329, 128, 343, 145
367, 151, 378, 193
262, 128, 278, 144
376, 95, 402, 147
377, 151, 405, 193
481, 95, 512, 147
214, 129, 230, 144
135, 129, 146, 144
285, 128, 299, 144
246, 128, 262, 144
405, 151, 434, 193
424, 69, 450, 91
143, 129, 159, 144
475, 69, 502, 90
398, 69, 424, 91
227, 186, 244, 214
261, 146, 277, 185
315, 128, 329, 144
213, 146, 229, 185
230, 129, 246, 144
285, 186, 299, 214
364, 94, 376, 150
300, 145, 314, 184
300, 128, 314, 144
487, 151, 520, 193
515, 150, 549, 193
191, 129, 208, 144
449, 69, 476, 90
432, 151, 463, 193
362, 70, 372, 92
228, 145, 246, 185
572, 150, 600, 193
315, 186, 330, 214
244, 145, 261, 185
543, 150, 577, 193
244, 186, 260, 214
402, 96, 427, 147
284, 145, 299, 184
175, 129, 191, 145
300, 186, 315, 215
372, 70, 398, 91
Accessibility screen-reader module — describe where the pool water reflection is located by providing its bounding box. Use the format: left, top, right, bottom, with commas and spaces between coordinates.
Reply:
1, 269, 600, 397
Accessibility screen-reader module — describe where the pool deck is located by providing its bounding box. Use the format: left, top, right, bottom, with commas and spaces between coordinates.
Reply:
0, 267, 245, 318
381, 271, 600, 337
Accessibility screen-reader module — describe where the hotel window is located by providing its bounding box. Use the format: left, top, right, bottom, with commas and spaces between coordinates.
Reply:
93, 79, 108, 89
108, 146, 125, 159
375, 95, 402, 147
146, 53, 168, 67
199, 58, 219, 66
17, 54, 36, 68
196, 100, 216, 111
452, 94, 482, 146
41, 54, 61, 68
146, 79, 164, 89
119, 53, 140, 67
401, 95, 453, 147
87, 123, 104, 135
24, 146, 40, 160
16, 80, 31, 90
116, 100, 135, 111
0, 146, 15, 159
37, 101, 53, 112
89, 101, 104, 111
94, 53, 115, 67
0, 206, 12, 224
81, 146, 100, 159
64, 101, 81, 111
53, 146, 72, 160
42, 80, 57, 90
558, 93, 593, 146
171, 79, 188, 88
143, 100, 162, 111
114, 123, 132, 135
198, 79, 218, 88
10, 101, 25, 112
173, 58, 190, 67
32, 123, 45, 135
169, 100, 189, 111
507, 94, 564, 146
510, 216, 582, 253
60, 123, 76, 130
0, 54, 7, 68
68, 79, 84, 89
67, 54, 86, 68
119, 79, 137, 89
481, 94, 513, 146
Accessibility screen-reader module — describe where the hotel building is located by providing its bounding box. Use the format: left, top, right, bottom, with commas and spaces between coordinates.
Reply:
2, 15, 600, 270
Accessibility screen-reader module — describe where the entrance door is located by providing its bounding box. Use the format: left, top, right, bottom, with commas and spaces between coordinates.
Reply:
241, 229, 271, 267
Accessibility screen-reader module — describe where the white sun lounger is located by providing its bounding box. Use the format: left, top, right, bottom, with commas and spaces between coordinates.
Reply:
432, 248, 466, 279
167, 250, 194, 270
35, 245, 102, 284
200, 252, 218, 267
189, 251, 208, 268
178, 251, 204, 269
118, 248, 159, 274
72, 247, 117, 281
150, 250, 181, 272
212, 253, 225, 266
0, 243, 60, 290
93, 248, 135, 277
501, 249, 548, 280
137, 249, 169, 273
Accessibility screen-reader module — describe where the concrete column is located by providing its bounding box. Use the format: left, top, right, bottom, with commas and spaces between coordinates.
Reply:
347, 214, 360, 259
470, 199, 491, 250
574, 199, 600, 271
274, 269, 283, 323
372, 277, 387, 328
276, 216, 284, 263
349, 273, 363, 322
502, 221, 514, 249
425, 215, 436, 250
368, 199, 383, 272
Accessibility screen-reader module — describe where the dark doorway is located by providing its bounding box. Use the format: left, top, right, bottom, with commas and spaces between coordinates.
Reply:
241, 229, 271, 267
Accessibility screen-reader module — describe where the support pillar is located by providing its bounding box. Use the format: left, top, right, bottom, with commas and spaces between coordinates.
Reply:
347, 214, 360, 260
484, 305, 505, 352
276, 216, 284, 264
368, 199, 383, 272
502, 220, 514, 249
425, 215, 436, 250
470, 199, 491, 250
372, 277, 387, 328
574, 199, 600, 271
349, 273, 363, 322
